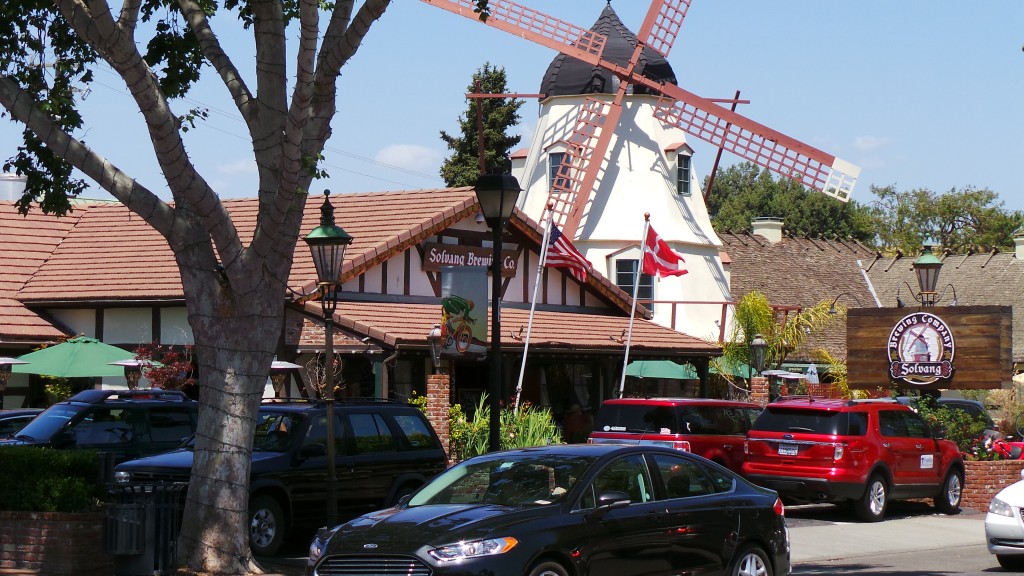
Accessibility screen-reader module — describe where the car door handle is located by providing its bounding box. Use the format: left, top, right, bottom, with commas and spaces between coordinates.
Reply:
882, 442, 891, 449
915, 444, 923, 450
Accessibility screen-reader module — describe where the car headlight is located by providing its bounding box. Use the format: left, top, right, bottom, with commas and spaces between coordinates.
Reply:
307, 526, 339, 567
113, 471, 131, 484
990, 497, 1015, 517
428, 537, 519, 562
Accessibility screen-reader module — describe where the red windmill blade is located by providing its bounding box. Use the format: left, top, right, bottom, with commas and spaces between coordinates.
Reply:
423, 0, 860, 237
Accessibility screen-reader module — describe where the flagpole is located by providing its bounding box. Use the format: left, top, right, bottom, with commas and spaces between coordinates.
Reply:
514, 204, 553, 411
618, 213, 651, 398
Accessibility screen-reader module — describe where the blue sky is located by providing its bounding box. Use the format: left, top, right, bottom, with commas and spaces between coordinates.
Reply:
2, 1, 1022, 212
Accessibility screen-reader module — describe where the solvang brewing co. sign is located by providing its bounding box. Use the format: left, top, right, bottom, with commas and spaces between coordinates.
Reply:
422, 242, 518, 276
847, 305, 1012, 390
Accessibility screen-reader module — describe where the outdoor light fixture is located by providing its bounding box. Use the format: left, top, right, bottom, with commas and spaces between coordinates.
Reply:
912, 241, 942, 306
0, 357, 28, 410
749, 334, 768, 376
474, 173, 522, 453
427, 324, 443, 374
269, 359, 302, 397
302, 190, 353, 527
109, 359, 156, 390
827, 292, 863, 315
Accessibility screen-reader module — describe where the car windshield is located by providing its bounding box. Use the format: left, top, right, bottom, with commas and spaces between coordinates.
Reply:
408, 452, 597, 508
754, 408, 865, 435
13, 404, 83, 441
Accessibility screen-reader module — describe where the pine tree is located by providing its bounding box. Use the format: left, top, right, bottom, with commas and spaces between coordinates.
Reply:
440, 63, 523, 186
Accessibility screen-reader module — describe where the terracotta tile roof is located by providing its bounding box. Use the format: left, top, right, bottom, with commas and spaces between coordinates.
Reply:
0, 202, 82, 341
718, 230, 879, 361
298, 301, 720, 356
16, 189, 481, 302
865, 249, 1024, 363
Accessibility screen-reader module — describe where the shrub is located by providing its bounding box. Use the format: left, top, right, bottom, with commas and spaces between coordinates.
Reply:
0, 447, 106, 512
448, 394, 562, 463
914, 397, 987, 456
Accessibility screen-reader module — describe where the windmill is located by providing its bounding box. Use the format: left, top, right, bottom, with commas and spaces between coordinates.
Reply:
422, 0, 860, 240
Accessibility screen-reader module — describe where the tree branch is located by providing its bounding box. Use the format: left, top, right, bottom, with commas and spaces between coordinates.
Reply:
0, 76, 174, 236
118, 0, 142, 35
177, 0, 257, 127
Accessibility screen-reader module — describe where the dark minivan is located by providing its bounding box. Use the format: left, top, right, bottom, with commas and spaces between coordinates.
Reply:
114, 397, 448, 556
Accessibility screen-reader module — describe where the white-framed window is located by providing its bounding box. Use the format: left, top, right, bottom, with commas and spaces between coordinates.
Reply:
549, 151, 569, 191
615, 259, 653, 301
676, 152, 692, 196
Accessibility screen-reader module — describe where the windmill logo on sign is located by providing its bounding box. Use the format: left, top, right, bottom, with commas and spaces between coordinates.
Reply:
423, 0, 861, 239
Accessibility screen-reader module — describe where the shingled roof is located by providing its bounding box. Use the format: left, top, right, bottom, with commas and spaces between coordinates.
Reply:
865, 248, 1024, 363
718, 228, 879, 362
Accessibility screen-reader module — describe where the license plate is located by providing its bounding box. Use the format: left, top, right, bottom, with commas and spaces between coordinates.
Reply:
778, 444, 799, 456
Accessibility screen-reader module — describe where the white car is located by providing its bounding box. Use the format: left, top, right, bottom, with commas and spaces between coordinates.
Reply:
986, 468, 1024, 569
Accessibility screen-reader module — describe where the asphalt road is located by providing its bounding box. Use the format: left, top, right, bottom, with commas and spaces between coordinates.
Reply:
259, 501, 1000, 576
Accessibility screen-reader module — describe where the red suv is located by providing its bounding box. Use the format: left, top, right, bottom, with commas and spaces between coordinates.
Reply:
742, 397, 964, 521
587, 398, 761, 474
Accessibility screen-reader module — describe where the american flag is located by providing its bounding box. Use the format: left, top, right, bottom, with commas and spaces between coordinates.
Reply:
546, 222, 591, 283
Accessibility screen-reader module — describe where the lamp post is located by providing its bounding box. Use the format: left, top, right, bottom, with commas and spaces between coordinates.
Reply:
913, 241, 942, 306
749, 334, 768, 376
0, 358, 28, 410
427, 324, 443, 374
474, 173, 522, 453
302, 190, 353, 527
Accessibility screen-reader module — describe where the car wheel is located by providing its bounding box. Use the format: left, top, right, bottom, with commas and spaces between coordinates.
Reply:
998, 554, 1024, 570
854, 474, 887, 522
527, 560, 569, 576
934, 469, 963, 515
728, 545, 772, 576
249, 495, 286, 556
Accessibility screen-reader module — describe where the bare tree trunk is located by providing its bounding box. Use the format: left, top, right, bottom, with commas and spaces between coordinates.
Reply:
174, 259, 284, 575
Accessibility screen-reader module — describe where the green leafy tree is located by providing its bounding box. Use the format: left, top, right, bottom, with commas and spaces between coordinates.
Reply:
707, 162, 876, 242
865, 185, 1023, 254
0, 1, 486, 573
439, 62, 523, 186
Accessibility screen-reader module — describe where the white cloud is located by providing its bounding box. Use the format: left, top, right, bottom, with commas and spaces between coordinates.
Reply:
217, 159, 258, 175
375, 144, 443, 174
853, 136, 890, 152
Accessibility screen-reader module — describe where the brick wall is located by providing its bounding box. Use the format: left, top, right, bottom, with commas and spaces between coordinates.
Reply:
963, 459, 1024, 513
427, 373, 451, 458
0, 511, 113, 575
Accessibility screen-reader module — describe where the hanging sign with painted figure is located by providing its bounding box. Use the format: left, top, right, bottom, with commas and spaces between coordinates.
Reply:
440, 267, 489, 360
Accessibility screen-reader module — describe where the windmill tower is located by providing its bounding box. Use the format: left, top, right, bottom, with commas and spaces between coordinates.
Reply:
424, 0, 861, 342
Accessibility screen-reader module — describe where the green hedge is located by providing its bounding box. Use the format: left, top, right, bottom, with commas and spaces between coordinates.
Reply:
0, 447, 106, 512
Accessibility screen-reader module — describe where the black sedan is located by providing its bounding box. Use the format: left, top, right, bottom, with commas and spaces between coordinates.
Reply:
306, 443, 789, 576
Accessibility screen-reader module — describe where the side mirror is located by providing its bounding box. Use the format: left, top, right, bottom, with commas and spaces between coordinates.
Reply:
299, 443, 327, 458
589, 490, 631, 520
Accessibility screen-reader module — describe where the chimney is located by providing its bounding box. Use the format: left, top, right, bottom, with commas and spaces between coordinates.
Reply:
751, 217, 784, 243
1015, 228, 1024, 260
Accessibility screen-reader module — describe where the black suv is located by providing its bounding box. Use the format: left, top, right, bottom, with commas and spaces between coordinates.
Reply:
113, 398, 448, 556
0, 389, 197, 463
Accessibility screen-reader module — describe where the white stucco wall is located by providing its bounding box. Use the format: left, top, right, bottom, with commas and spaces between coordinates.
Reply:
513, 94, 732, 341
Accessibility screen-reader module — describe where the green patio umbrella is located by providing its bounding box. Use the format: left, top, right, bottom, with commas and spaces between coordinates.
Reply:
12, 337, 135, 378
710, 358, 755, 379
625, 360, 698, 380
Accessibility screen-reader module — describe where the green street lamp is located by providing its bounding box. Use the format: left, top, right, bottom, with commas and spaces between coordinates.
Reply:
474, 173, 522, 453
913, 241, 943, 306
302, 190, 353, 527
